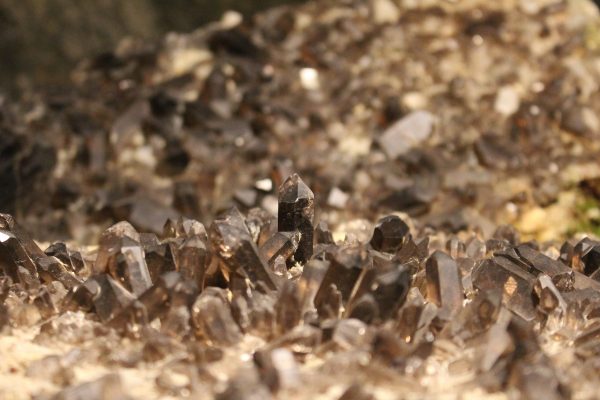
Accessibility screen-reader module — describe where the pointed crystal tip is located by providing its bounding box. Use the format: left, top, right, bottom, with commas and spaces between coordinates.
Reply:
279, 174, 314, 203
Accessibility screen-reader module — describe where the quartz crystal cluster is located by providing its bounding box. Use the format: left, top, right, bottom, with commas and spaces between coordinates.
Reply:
2, 0, 600, 398
2, 176, 600, 399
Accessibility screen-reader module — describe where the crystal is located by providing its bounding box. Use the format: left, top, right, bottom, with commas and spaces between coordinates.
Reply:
163, 217, 208, 240
315, 283, 342, 319
86, 274, 136, 321
191, 288, 242, 345
45, 242, 85, 273
346, 294, 379, 323
246, 208, 277, 246
33, 282, 67, 319
474, 133, 522, 170
298, 258, 328, 314
111, 237, 153, 296
378, 178, 438, 216
277, 174, 314, 264
210, 208, 277, 290
473, 257, 537, 321
94, 221, 140, 274
259, 231, 301, 267
315, 245, 371, 308
36, 255, 82, 289
254, 348, 300, 392
425, 251, 463, 320
578, 239, 600, 276
144, 241, 175, 283
377, 111, 435, 159
396, 288, 429, 344
0, 228, 39, 282
275, 281, 302, 334
0, 213, 45, 258
369, 215, 409, 254
161, 305, 191, 338
513, 244, 574, 291
109, 271, 192, 328
332, 318, 369, 350
478, 307, 512, 372
347, 264, 411, 322
314, 221, 334, 245
174, 235, 207, 288
534, 274, 567, 315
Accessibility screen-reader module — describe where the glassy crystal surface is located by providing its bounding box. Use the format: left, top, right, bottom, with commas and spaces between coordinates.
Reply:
369, 215, 409, 254
277, 174, 314, 264
210, 208, 277, 290
425, 251, 463, 320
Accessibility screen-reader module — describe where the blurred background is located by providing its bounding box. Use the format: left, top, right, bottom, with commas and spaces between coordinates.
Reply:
0, 0, 302, 92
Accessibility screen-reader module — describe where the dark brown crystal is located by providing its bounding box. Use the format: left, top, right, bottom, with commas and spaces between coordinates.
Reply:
369, 215, 409, 253
277, 174, 314, 264
210, 208, 277, 290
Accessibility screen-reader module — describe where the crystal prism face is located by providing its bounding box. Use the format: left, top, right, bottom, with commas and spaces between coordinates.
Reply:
87, 274, 136, 321
346, 261, 411, 323
174, 235, 207, 288
473, 257, 537, 321
192, 288, 242, 346
369, 215, 409, 253
259, 231, 301, 267
425, 251, 463, 320
315, 245, 371, 309
277, 174, 314, 264
0, 229, 39, 283
210, 208, 277, 290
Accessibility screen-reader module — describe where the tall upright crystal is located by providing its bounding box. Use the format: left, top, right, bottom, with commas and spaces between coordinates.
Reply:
278, 174, 314, 264
425, 250, 463, 320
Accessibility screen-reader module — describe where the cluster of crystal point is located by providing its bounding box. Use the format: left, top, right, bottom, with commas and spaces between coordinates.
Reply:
4, 173, 600, 398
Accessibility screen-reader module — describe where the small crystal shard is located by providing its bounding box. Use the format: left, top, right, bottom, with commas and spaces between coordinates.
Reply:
425, 251, 463, 320
277, 174, 314, 264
